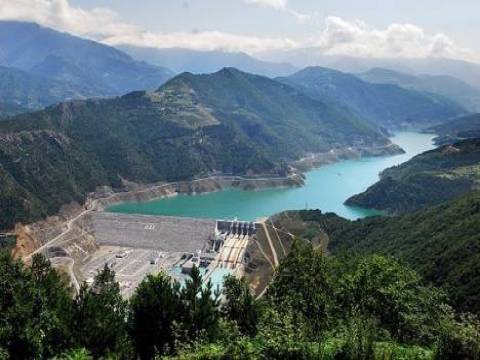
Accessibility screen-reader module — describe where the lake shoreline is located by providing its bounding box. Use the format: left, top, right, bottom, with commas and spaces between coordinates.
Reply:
102, 142, 402, 212
105, 132, 435, 221
12, 137, 419, 257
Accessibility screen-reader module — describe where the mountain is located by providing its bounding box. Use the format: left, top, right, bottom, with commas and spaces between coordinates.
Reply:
0, 102, 29, 117
345, 138, 480, 214
0, 68, 395, 230
0, 21, 173, 100
428, 113, 480, 145
0, 65, 91, 110
358, 68, 480, 112
259, 50, 480, 88
118, 46, 297, 77
276, 191, 480, 312
278, 67, 466, 129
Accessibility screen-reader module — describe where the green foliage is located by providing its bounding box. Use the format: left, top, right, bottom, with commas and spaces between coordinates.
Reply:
2, 240, 480, 359
129, 272, 181, 359
339, 256, 449, 344
221, 275, 261, 336
71, 264, 130, 358
434, 314, 480, 360
296, 192, 480, 313
267, 239, 334, 335
335, 316, 377, 360
346, 138, 480, 214
0, 252, 72, 359
176, 267, 221, 344
54, 348, 93, 360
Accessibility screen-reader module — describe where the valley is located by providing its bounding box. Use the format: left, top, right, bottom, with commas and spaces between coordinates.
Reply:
107, 131, 434, 220
1, 10, 480, 358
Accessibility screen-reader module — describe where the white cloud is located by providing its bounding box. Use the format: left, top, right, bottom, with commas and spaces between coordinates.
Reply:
0, 0, 476, 62
103, 30, 297, 54
0, 0, 138, 38
0, 0, 296, 53
244, 0, 287, 10
242, 0, 313, 23
313, 16, 475, 61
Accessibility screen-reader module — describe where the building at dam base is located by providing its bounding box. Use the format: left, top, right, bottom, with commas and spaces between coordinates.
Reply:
84, 212, 258, 296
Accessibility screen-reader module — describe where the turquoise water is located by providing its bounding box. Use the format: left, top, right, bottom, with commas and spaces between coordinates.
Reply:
107, 132, 435, 220
168, 266, 231, 290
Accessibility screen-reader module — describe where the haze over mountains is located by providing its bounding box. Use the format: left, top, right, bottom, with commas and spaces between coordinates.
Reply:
118, 45, 297, 78
358, 68, 480, 112
259, 49, 480, 88
279, 67, 466, 129
0, 21, 173, 110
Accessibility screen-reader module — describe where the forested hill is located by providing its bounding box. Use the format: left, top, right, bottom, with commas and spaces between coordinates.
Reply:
345, 138, 480, 214
278, 66, 466, 129
358, 67, 480, 112
427, 113, 480, 145
0, 68, 394, 230
275, 191, 480, 313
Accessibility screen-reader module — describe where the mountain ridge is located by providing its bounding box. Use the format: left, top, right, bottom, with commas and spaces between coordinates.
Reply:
0, 68, 397, 230
278, 66, 466, 130
358, 67, 480, 112
118, 45, 298, 78
0, 21, 174, 107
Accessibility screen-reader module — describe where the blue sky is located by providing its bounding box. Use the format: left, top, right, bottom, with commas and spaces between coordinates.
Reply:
2, 0, 479, 62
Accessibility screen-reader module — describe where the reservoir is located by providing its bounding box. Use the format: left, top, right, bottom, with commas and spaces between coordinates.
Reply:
107, 132, 435, 220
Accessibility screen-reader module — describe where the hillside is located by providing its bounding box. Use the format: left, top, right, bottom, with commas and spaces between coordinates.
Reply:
261, 51, 480, 88
0, 21, 173, 100
345, 138, 480, 214
278, 67, 466, 129
0, 101, 29, 117
118, 46, 297, 77
358, 68, 480, 112
274, 191, 480, 313
0, 68, 395, 230
427, 113, 480, 145
0, 65, 89, 110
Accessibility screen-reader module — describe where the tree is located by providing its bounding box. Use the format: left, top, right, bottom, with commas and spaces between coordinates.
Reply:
71, 264, 129, 358
339, 255, 450, 344
221, 275, 260, 336
129, 272, 181, 359
266, 239, 334, 335
0, 252, 72, 359
178, 266, 220, 343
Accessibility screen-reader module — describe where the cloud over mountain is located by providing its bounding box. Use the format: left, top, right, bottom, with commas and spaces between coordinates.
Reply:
0, 0, 476, 62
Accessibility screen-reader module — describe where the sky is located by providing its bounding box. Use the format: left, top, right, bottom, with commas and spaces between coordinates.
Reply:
1, 0, 479, 62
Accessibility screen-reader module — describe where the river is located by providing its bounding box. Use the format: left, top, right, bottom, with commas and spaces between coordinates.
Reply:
107, 131, 435, 221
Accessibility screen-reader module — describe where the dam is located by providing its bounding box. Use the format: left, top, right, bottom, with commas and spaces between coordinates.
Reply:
81, 212, 257, 296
